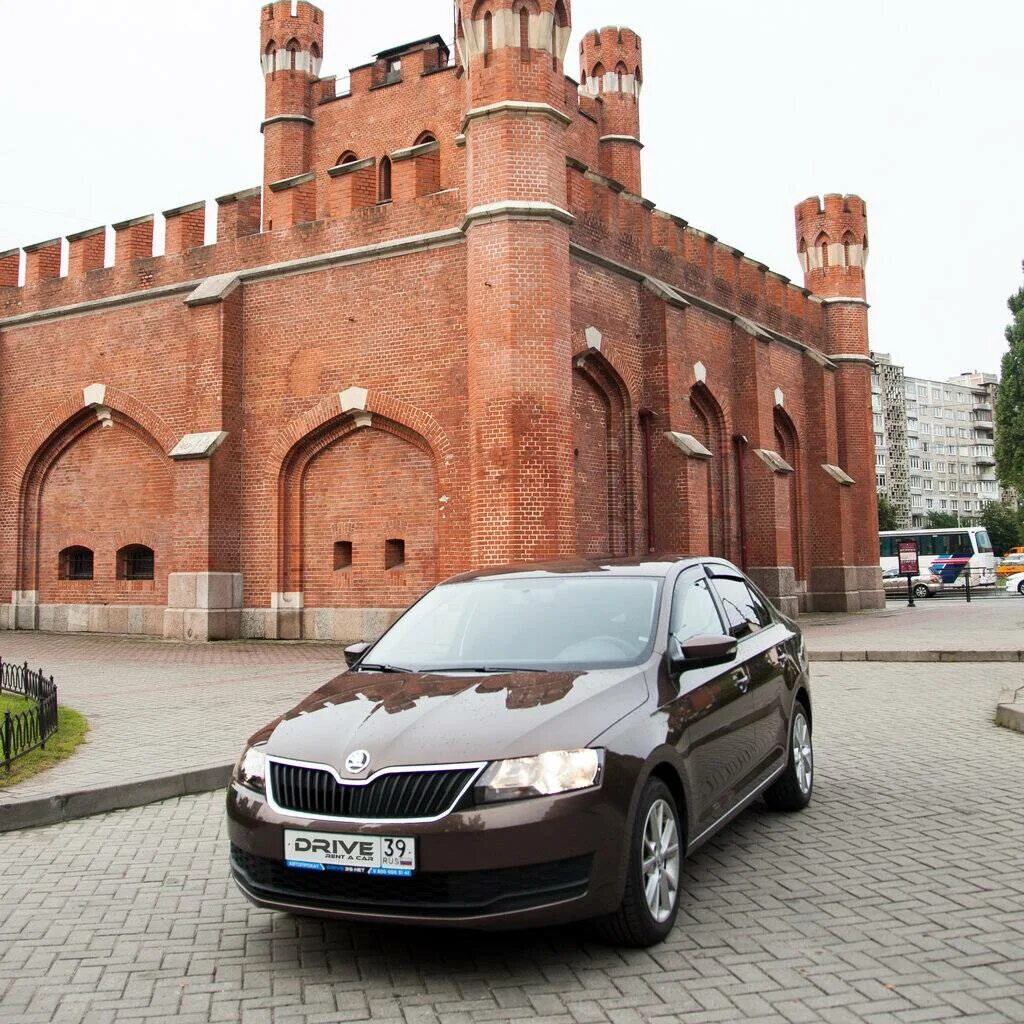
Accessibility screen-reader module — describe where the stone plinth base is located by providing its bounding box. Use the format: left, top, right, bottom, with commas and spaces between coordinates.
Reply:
241, 606, 404, 642
806, 566, 885, 613
164, 573, 244, 641
1, 602, 165, 636
747, 566, 800, 619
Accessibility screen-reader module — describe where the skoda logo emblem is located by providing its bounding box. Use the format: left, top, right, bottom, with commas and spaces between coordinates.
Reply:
345, 749, 371, 774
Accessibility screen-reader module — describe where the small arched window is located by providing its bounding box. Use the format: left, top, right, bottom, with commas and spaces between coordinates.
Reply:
117, 545, 154, 582
519, 6, 531, 60
842, 231, 856, 267
286, 38, 300, 71
59, 546, 94, 581
615, 61, 627, 92
378, 156, 392, 203
592, 62, 605, 93
484, 12, 494, 59
265, 40, 276, 74
338, 151, 358, 165
816, 233, 831, 269
310, 41, 321, 69
415, 131, 437, 147
553, 0, 568, 67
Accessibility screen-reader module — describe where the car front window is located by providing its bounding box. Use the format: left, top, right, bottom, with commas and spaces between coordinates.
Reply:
365, 576, 664, 671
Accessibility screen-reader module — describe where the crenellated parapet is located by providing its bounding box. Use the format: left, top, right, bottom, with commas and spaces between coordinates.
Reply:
795, 194, 868, 300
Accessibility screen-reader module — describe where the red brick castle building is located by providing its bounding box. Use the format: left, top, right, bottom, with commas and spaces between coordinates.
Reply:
0, 1, 883, 641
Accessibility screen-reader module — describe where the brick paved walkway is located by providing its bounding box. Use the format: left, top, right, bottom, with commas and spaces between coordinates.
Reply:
0, 633, 346, 805
1, 663, 1022, 1024
800, 595, 1024, 655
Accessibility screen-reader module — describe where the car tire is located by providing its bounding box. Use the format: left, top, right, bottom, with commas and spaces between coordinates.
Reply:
594, 778, 682, 948
913, 584, 930, 600
763, 700, 813, 812
1018, 581, 1024, 595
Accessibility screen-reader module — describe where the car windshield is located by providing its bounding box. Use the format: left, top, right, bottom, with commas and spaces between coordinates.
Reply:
364, 576, 664, 672
974, 530, 993, 554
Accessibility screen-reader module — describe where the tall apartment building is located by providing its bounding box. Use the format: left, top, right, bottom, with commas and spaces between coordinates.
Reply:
873, 354, 1000, 528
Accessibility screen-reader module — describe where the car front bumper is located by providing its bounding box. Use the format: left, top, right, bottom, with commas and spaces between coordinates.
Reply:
226, 774, 632, 930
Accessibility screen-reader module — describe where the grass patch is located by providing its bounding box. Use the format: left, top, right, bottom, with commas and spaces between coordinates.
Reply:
0, 693, 89, 788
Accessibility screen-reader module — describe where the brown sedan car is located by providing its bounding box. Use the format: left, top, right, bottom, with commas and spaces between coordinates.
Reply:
228, 557, 813, 947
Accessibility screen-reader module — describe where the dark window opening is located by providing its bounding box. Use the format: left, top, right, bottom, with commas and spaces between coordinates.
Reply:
378, 156, 392, 203
385, 539, 406, 570
117, 545, 155, 582
520, 6, 531, 61
334, 541, 353, 571
386, 57, 402, 83
338, 151, 358, 165
59, 546, 94, 581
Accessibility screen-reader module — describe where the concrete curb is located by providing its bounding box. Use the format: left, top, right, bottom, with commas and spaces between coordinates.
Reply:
811, 650, 1024, 663
0, 763, 232, 834
996, 703, 1024, 734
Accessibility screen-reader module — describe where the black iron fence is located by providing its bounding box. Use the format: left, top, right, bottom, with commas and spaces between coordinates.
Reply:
0, 658, 59, 773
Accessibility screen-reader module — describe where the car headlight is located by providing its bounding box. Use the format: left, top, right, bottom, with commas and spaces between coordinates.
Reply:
477, 749, 604, 803
233, 745, 267, 794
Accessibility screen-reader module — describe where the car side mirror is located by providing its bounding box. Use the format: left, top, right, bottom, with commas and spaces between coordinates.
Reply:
344, 641, 372, 669
669, 634, 739, 671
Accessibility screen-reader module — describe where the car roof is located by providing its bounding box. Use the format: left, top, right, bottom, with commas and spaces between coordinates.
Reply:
443, 554, 715, 585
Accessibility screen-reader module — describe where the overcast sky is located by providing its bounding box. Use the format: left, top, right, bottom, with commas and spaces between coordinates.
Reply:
2, 0, 1021, 381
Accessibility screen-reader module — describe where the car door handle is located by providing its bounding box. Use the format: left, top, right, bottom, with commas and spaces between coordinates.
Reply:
731, 667, 750, 693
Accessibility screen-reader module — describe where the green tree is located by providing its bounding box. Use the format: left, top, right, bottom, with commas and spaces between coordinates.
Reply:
877, 494, 898, 532
996, 262, 1024, 492
979, 501, 1021, 556
926, 512, 960, 530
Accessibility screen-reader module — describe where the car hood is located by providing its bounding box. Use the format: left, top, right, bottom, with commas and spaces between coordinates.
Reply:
255, 667, 650, 774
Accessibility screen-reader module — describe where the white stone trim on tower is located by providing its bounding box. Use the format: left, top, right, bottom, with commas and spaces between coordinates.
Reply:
458, 10, 570, 66
579, 70, 641, 99
262, 47, 323, 77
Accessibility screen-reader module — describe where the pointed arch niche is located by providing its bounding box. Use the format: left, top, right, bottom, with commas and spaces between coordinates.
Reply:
277, 413, 440, 614
572, 352, 635, 558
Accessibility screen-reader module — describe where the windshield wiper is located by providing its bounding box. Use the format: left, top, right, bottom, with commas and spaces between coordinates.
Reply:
422, 666, 548, 674
357, 663, 418, 674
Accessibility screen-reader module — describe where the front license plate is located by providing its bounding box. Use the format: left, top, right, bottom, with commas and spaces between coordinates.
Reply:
284, 829, 417, 876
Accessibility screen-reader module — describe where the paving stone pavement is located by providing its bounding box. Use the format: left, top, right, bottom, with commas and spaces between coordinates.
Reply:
1, 663, 1022, 1024
0, 633, 346, 804
799, 596, 1024, 655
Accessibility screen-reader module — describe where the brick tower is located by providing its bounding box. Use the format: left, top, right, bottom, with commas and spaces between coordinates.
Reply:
579, 27, 643, 195
455, 0, 576, 565
260, 1, 324, 230
796, 194, 885, 609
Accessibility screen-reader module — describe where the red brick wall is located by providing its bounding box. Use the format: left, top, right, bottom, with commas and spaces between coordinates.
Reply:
37, 416, 173, 605
300, 426, 437, 608
0, 5, 883, 629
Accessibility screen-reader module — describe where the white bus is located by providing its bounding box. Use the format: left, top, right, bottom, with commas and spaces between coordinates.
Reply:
880, 528, 996, 587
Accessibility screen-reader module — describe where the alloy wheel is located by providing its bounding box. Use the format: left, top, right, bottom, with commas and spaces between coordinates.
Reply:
641, 798, 680, 924
793, 712, 813, 795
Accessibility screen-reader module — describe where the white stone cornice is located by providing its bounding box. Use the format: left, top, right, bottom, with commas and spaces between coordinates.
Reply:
822, 464, 855, 485
462, 201, 575, 231
599, 135, 644, 148
830, 353, 875, 366
665, 432, 713, 460
461, 101, 572, 133
819, 296, 870, 307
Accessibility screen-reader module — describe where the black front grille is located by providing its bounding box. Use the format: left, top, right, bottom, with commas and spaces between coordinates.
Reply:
269, 762, 478, 820
231, 846, 592, 918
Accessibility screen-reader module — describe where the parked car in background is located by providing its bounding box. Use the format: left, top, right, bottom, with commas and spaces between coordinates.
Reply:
227, 556, 814, 948
881, 568, 944, 600
1003, 571, 1024, 595
996, 553, 1024, 579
